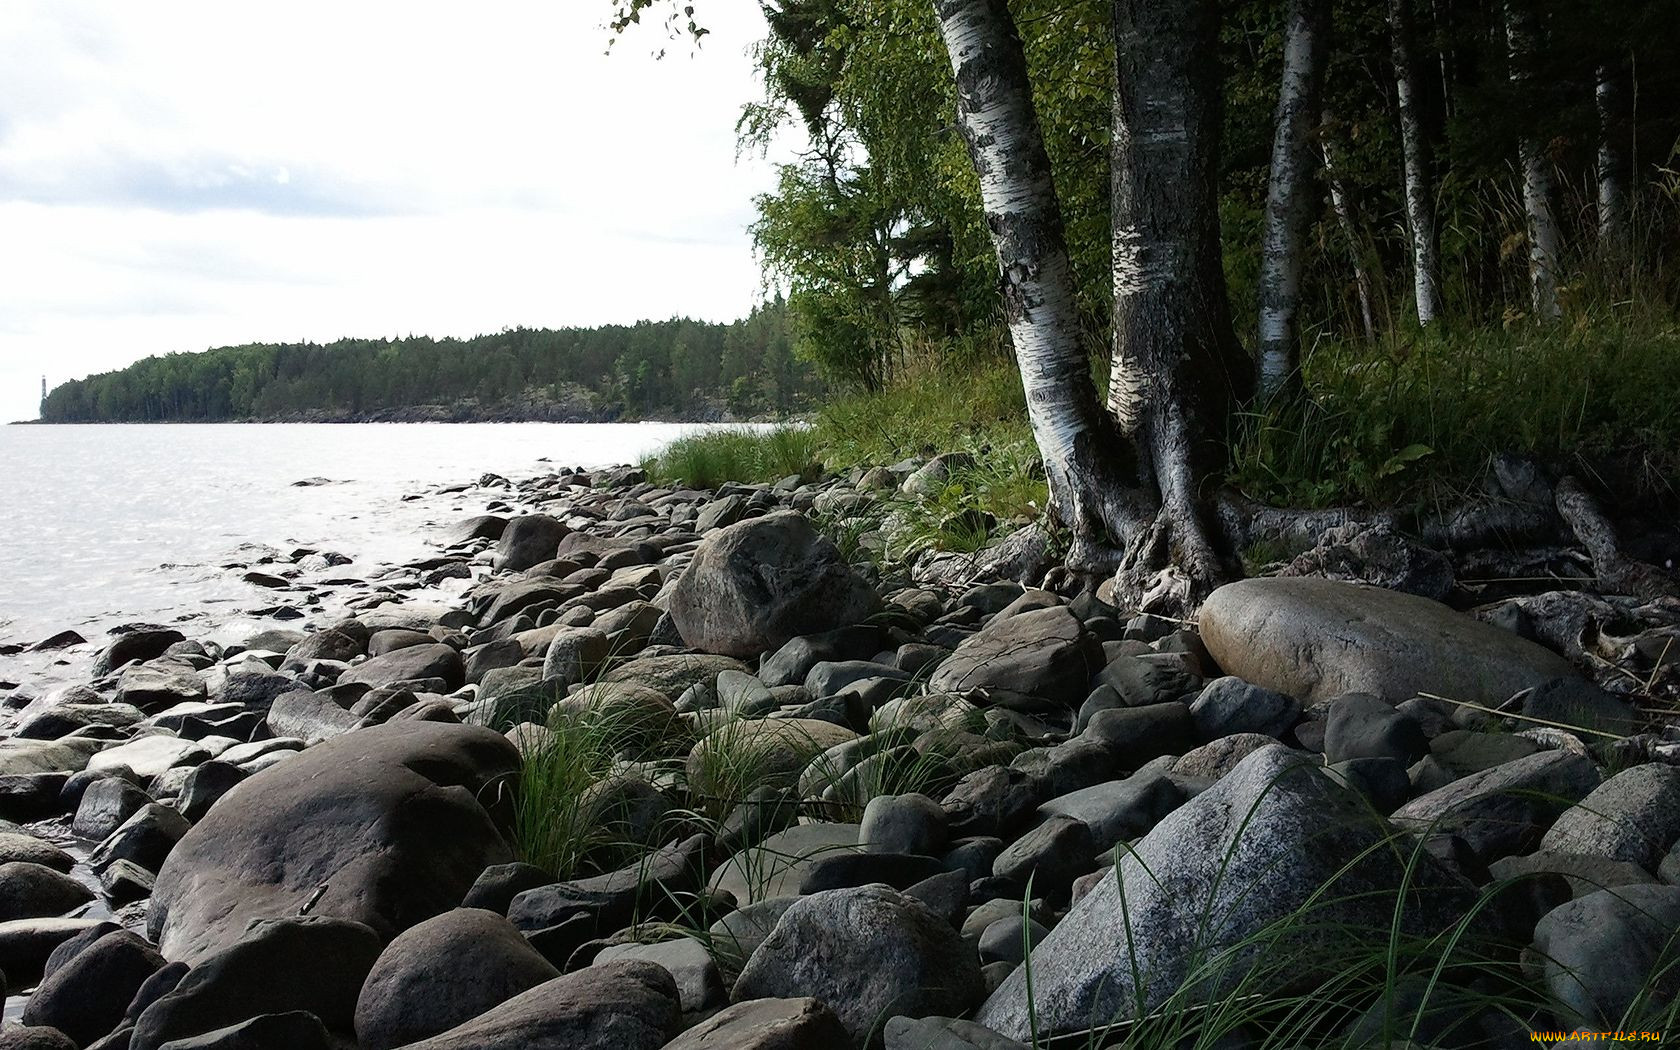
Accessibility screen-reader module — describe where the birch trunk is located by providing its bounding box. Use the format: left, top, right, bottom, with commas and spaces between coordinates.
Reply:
1322, 130, 1378, 341
1257, 0, 1332, 400
932, 0, 1152, 565
1596, 59, 1632, 260
1506, 1, 1562, 320
1109, 0, 1253, 600
1389, 0, 1441, 326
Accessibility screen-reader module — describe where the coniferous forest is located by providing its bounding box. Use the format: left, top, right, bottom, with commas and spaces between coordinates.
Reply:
39, 300, 818, 423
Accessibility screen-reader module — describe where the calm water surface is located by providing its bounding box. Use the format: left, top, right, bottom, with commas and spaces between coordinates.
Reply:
0, 422, 720, 691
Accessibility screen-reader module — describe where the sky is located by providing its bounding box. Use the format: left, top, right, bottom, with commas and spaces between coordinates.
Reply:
0, 2, 788, 422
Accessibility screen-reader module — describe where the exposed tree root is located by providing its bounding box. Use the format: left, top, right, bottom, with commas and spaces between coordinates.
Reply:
1556, 475, 1680, 601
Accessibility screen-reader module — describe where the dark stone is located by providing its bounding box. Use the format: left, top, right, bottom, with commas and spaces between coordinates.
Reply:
0, 863, 95, 921
129, 916, 381, 1050
733, 884, 984, 1049
96, 629, 187, 676
148, 722, 519, 963
389, 959, 679, 1050
24, 930, 165, 1046
461, 862, 556, 915
796, 852, 945, 895
354, 908, 560, 1050
667, 511, 883, 659
177, 763, 249, 823
339, 644, 465, 692
1323, 693, 1428, 766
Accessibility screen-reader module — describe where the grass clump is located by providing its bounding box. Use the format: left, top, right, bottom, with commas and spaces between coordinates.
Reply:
641, 425, 822, 488
1229, 307, 1680, 509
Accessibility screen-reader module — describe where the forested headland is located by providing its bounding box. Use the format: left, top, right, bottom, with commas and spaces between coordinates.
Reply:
37, 300, 819, 423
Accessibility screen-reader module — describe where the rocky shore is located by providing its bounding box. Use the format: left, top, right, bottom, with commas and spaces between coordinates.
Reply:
1, 457, 1678, 1048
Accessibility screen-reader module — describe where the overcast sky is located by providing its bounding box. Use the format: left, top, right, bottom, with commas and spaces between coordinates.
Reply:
0, 2, 787, 422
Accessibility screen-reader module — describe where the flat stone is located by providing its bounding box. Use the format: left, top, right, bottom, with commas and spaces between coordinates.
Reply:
1199, 578, 1576, 705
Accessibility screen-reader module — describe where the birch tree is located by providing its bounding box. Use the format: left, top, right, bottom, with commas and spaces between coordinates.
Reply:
1506, 0, 1562, 320
1596, 58, 1633, 260
932, 0, 1253, 609
1388, 0, 1441, 326
1257, 0, 1332, 400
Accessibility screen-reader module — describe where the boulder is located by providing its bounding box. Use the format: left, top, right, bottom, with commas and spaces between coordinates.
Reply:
1392, 749, 1600, 863
392, 959, 680, 1050
1187, 676, 1300, 740
733, 884, 984, 1049
339, 644, 464, 692
975, 745, 1466, 1039
95, 628, 186, 676
1198, 578, 1576, 705
0, 863, 95, 921
926, 607, 1103, 711
130, 916, 381, 1050
688, 718, 857, 797
657, 996, 850, 1050
74, 777, 155, 840
153, 1011, 330, 1049
148, 721, 519, 963
0, 918, 106, 987
0, 832, 74, 872
1540, 764, 1680, 871
1532, 884, 1680, 1028
24, 929, 166, 1046
88, 736, 207, 780
494, 514, 569, 572
354, 908, 560, 1050
666, 511, 881, 659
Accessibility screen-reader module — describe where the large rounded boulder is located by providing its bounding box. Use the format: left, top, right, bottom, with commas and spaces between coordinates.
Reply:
147, 720, 520, 963
666, 511, 881, 659
1198, 577, 1575, 705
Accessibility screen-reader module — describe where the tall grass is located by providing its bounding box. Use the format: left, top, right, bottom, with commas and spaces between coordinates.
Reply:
640, 425, 822, 488
1229, 306, 1680, 509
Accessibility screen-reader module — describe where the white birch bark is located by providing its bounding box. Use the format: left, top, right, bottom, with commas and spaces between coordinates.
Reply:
932, 0, 1149, 556
1257, 0, 1331, 400
1596, 59, 1632, 258
1322, 131, 1378, 341
1389, 0, 1441, 326
1506, 1, 1562, 320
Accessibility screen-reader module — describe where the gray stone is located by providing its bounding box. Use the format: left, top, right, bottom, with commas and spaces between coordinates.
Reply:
659, 996, 850, 1050
494, 514, 568, 572
0, 832, 74, 873
884, 1016, 1029, 1050
1322, 693, 1428, 766
1188, 676, 1300, 740
0, 863, 94, 921
1198, 578, 1576, 705
116, 663, 209, 711
340, 644, 465, 692
977, 915, 1048, 967
1038, 764, 1188, 852
540, 626, 611, 690
95, 628, 186, 676
154, 1010, 330, 1049
1540, 763, 1680, 871
1172, 734, 1277, 780
860, 793, 948, 857
595, 936, 723, 1014
975, 745, 1468, 1039
24, 929, 165, 1046
354, 908, 560, 1050
733, 884, 985, 1049
89, 736, 207, 779
1393, 749, 1601, 863
1532, 884, 1680, 1028
74, 777, 155, 840
391, 959, 679, 1050
130, 916, 381, 1050
0, 917, 107, 988
1517, 677, 1642, 738
927, 607, 1103, 711
89, 803, 190, 876
148, 721, 518, 963
708, 897, 799, 982
668, 512, 882, 660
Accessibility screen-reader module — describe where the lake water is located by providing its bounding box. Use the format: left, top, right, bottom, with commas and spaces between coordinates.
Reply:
0, 422, 718, 693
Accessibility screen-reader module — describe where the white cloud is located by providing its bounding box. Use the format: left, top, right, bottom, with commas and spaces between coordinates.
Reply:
0, 1, 787, 421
